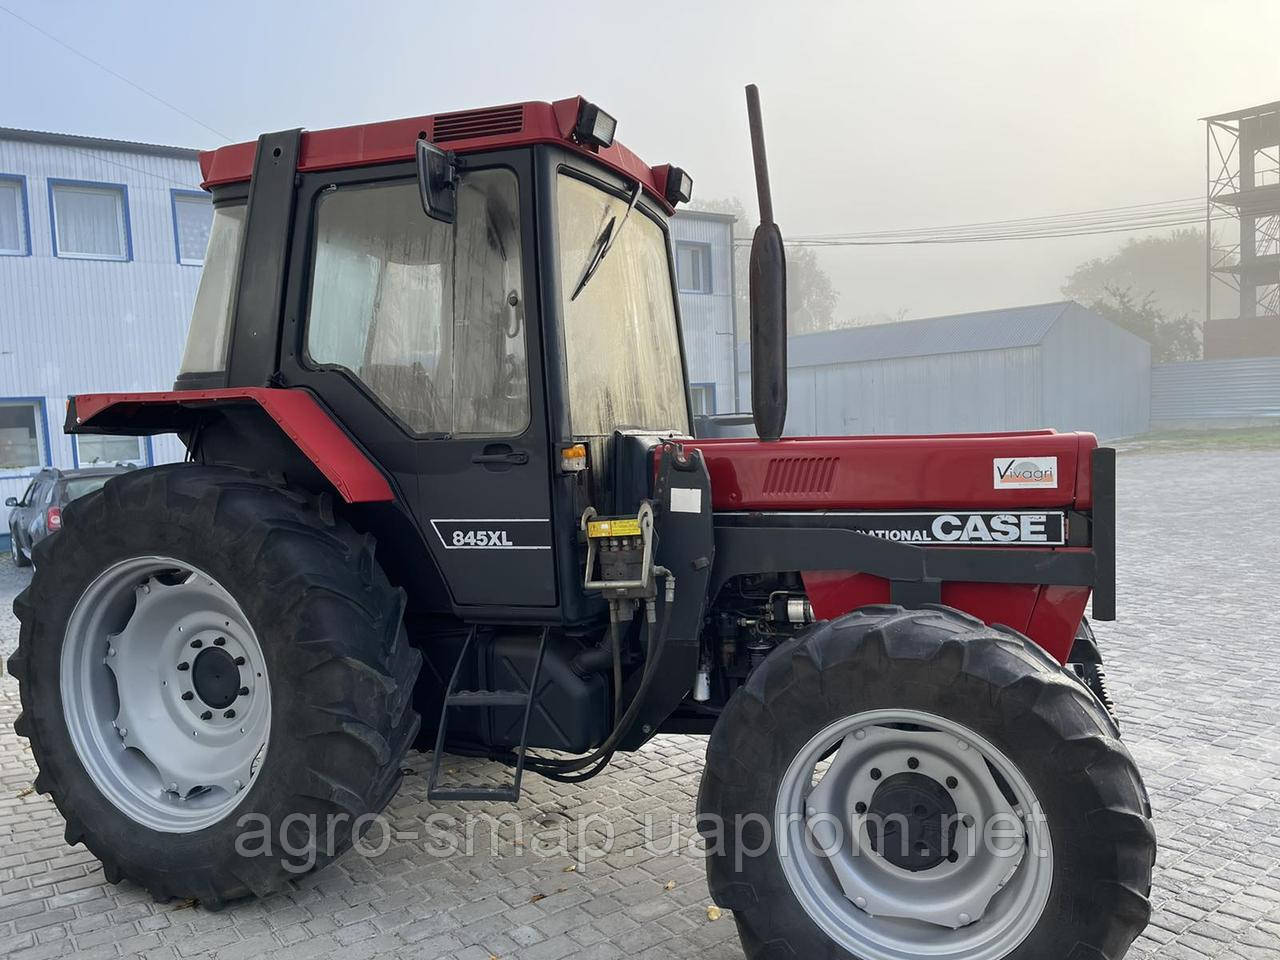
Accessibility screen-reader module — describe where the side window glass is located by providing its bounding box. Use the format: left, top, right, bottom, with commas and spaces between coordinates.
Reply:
305, 171, 528, 437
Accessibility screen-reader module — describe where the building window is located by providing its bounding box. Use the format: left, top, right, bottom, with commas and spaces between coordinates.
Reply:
0, 399, 49, 475
675, 241, 712, 294
74, 433, 149, 468
690, 383, 716, 416
48, 179, 130, 261
172, 190, 214, 265
0, 175, 30, 256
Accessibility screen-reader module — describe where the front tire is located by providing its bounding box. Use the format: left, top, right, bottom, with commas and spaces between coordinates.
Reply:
8, 465, 421, 906
698, 605, 1155, 960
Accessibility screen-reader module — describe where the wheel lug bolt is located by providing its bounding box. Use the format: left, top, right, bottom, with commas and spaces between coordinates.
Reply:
118, 727, 127, 737
169, 782, 178, 792
946, 776, 959, 789
855, 802, 867, 814
200, 710, 212, 721
224, 709, 236, 719
959, 913, 971, 925
855, 897, 867, 909
191, 639, 202, 648
870, 768, 882, 781
234, 656, 245, 666
238, 687, 249, 697
853, 729, 867, 740
233, 779, 243, 791
907, 757, 920, 769
214, 637, 226, 646
177, 662, 189, 672
181, 691, 194, 701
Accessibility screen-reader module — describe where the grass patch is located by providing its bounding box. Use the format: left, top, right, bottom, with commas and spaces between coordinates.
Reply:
1115, 426, 1280, 453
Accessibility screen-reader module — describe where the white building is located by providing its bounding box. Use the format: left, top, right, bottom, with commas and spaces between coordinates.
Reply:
0, 129, 209, 542
672, 210, 738, 417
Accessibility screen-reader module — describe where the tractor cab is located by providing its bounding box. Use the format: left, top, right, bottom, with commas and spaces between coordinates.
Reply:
171, 98, 698, 619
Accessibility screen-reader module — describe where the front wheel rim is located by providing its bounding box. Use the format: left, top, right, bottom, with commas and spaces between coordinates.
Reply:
775, 708, 1053, 960
61, 557, 271, 833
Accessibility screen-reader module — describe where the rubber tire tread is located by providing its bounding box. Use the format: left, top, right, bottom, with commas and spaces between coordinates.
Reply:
697, 604, 1155, 960
8, 464, 421, 906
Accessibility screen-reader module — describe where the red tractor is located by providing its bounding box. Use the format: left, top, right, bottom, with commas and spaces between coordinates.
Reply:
9, 88, 1154, 960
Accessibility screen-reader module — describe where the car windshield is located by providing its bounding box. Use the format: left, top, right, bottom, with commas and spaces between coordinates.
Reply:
63, 477, 111, 502
557, 173, 689, 437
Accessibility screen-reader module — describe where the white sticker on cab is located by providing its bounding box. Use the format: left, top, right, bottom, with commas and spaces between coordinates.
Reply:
669, 487, 703, 514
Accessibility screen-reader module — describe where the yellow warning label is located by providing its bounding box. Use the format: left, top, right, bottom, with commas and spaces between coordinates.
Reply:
588, 517, 642, 538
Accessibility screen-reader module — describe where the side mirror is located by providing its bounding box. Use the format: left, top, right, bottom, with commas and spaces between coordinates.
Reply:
416, 138, 457, 224
4, 497, 17, 507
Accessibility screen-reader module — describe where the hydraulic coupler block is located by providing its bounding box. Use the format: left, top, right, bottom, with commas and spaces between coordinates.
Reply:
580, 503, 658, 602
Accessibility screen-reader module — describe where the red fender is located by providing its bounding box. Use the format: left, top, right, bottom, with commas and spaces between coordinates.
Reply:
68, 388, 394, 504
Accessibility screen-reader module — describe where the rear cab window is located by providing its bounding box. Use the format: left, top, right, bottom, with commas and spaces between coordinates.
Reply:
179, 203, 246, 376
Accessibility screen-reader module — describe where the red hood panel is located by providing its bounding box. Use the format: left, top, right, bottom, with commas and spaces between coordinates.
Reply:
686, 431, 1097, 511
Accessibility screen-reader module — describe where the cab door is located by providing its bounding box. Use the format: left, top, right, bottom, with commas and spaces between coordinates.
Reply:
281, 153, 557, 609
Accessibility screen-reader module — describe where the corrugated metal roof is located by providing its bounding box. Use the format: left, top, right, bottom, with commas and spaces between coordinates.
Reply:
759, 301, 1074, 369
0, 126, 200, 160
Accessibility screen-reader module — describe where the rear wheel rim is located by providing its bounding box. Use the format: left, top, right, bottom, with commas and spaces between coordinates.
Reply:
775, 708, 1053, 960
61, 557, 271, 833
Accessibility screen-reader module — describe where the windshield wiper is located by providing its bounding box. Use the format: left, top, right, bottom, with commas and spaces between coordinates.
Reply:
570, 179, 643, 301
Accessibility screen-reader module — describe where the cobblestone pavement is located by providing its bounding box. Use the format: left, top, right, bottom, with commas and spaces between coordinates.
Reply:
1, 447, 1279, 959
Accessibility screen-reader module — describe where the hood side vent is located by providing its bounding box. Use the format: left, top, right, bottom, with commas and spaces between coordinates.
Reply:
432, 105, 525, 142
761, 456, 839, 497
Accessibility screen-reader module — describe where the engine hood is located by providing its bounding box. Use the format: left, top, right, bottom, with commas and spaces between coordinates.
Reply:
682, 430, 1099, 512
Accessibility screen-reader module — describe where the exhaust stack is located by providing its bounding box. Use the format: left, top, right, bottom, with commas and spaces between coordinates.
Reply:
745, 84, 788, 442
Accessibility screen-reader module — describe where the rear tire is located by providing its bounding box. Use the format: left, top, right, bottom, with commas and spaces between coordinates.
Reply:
10, 527, 30, 566
8, 465, 421, 906
698, 605, 1155, 960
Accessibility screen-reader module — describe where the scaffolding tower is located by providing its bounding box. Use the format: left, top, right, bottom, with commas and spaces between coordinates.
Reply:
1204, 100, 1280, 358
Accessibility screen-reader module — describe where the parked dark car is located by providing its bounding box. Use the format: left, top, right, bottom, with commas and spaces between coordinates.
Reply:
6, 466, 131, 566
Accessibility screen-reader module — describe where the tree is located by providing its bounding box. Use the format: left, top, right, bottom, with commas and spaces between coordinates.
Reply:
1084, 284, 1202, 362
1063, 229, 1206, 322
691, 197, 839, 338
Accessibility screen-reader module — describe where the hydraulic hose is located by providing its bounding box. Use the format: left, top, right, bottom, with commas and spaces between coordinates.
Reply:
521, 570, 676, 778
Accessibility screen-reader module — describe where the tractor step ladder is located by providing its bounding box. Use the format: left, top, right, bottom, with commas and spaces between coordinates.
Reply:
427, 625, 549, 803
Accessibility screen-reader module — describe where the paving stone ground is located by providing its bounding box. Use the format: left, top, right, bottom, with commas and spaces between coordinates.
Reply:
1, 446, 1278, 959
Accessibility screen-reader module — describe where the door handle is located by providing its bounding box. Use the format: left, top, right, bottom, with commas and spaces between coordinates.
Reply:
472, 448, 529, 466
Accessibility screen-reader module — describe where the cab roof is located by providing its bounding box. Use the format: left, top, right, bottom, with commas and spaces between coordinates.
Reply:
199, 97, 680, 212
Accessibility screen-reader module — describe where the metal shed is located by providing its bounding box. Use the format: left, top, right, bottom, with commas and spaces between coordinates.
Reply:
737, 301, 1151, 440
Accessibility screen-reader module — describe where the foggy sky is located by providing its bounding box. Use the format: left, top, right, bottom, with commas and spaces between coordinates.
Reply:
3, 0, 1275, 319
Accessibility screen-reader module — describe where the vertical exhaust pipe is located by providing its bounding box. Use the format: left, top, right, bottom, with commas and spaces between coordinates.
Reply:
746, 84, 788, 442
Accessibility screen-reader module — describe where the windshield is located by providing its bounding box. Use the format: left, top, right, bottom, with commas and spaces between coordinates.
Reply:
63, 477, 111, 502
557, 173, 689, 437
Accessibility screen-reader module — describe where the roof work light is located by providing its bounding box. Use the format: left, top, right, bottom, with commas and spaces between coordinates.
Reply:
663, 166, 693, 205
573, 101, 617, 148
